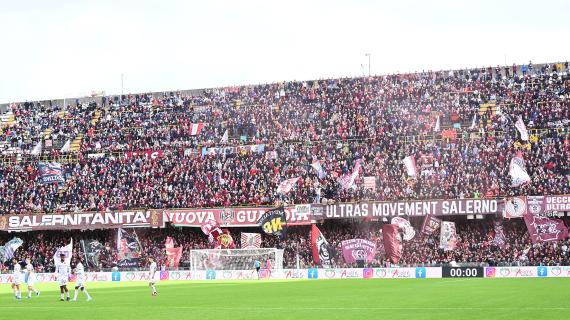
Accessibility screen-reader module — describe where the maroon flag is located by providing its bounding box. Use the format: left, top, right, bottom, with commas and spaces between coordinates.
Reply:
215, 229, 236, 249
382, 224, 402, 264
493, 220, 507, 249
421, 215, 442, 235
165, 236, 174, 249
165, 247, 182, 268
311, 225, 332, 267
523, 214, 569, 244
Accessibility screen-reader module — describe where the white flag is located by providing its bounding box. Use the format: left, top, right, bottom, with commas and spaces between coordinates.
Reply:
509, 151, 531, 187
311, 160, 327, 179
60, 139, 71, 153
31, 140, 43, 155
337, 160, 361, 190
276, 177, 300, 194
403, 156, 418, 177
0, 237, 24, 262
469, 113, 477, 129
220, 129, 229, 144
439, 221, 457, 251
53, 239, 73, 266
434, 116, 440, 132
515, 116, 529, 141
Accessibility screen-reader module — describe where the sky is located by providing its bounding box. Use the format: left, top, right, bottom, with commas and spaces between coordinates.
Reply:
0, 0, 568, 103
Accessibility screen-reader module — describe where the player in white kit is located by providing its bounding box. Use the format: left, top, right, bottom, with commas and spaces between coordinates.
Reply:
73, 257, 92, 301
55, 254, 71, 301
11, 258, 22, 300
148, 257, 158, 296
24, 258, 40, 298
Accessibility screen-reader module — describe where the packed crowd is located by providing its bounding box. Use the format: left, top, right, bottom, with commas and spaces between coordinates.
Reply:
0, 62, 568, 214
2, 217, 569, 273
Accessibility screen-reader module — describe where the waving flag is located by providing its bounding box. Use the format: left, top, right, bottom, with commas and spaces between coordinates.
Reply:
469, 113, 477, 130
80, 239, 103, 268
189, 123, 204, 135
165, 247, 183, 268
311, 160, 327, 179
165, 237, 174, 249
0, 237, 23, 263
220, 129, 229, 143
382, 224, 402, 263
338, 160, 361, 190
515, 116, 529, 141
31, 140, 42, 155
54, 239, 73, 266
523, 214, 568, 244
276, 177, 300, 194
363, 176, 376, 191
38, 162, 65, 184
240, 233, 262, 249
117, 229, 142, 267
421, 215, 442, 235
311, 225, 332, 267
509, 151, 531, 187
403, 156, 418, 177
434, 115, 440, 132
391, 217, 416, 240
439, 221, 458, 251
60, 139, 71, 153
493, 220, 507, 249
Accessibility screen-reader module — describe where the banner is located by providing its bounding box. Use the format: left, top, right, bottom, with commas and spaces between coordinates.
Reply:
124, 149, 164, 160
80, 239, 103, 268
523, 214, 568, 244
527, 195, 570, 215
382, 224, 402, 263
509, 151, 531, 187
311, 160, 327, 179
276, 177, 300, 194
0, 237, 23, 263
37, 162, 65, 184
258, 207, 287, 239
311, 225, 331, 267
363, 177, 376, 191
165, 247, 183, 268
504, 197, 528, 218
54, 239, 73, 266
322, 199, 504, 219
0, 210, 164, 232
403, 156, 417, 177
166, 206, 310, 227
515, 116, 529, 141
240, 233, 261, 249
421, 215, 441, 235
202, 144, 265, 157
439, 221, 457, 251
117, 229, 142, 268
493, 220, 507, 249
341, 239, 376, 264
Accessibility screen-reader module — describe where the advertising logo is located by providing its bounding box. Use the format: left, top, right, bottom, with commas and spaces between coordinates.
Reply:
485, 267, 496, 278
415, 267, 426, 278
160, 271, 169, 281
112, 272, 121, 282
537, 267, 548, 277
363, 268, 373, 279
206, 270, 216, 280
308, 268, 318, 279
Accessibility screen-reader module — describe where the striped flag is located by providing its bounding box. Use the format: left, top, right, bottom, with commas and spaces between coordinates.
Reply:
0, 237, 23, 263
240, 233, 262, 249
515, 116, 529, 141
189, 123, 204, 135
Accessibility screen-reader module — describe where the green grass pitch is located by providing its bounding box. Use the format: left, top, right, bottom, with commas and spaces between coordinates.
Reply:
1, 278, 569, 320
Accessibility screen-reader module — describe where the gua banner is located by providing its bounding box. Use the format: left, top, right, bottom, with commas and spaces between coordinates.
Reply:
341, 239, 376, 264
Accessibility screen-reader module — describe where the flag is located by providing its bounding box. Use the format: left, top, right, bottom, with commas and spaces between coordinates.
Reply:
37, 162, 65, 184
54, 239, 73, 266
31, 140, 42, 155
337, 160, 361, 190
391, 217, 416, 240
340, 239, 377, 264
509, 151, 531, 187
523, 214, 569, 244
403, 156, 418, 177
493, 220, 507, 249
165, 247, 183, 268
311, 225, 331, 267
240, 233, 262, 249
216, 229, 236, 249
363, 176, 376, 191
80, 239, 103, 268
515, 116, 529, 141
117, 229, 142, 267
276, 177, 300, 194
434, 115, 440, 132
220, 129, 229, 144
421, 215, 442, 235
0, 237, 23, 263
165, 237, 174, 249
258, 207, 287, 239
60, 139, 71, 153
439, 221, 457, 251
201, 219, 223, 245
189, 123, 204, 135
382, 224, 402, 263
311, 160, 327, 179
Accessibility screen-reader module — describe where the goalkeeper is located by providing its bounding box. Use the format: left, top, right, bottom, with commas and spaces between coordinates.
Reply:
254, 260, 261, 280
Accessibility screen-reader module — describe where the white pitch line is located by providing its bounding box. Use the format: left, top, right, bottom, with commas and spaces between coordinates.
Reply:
0, 306, 567, 311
